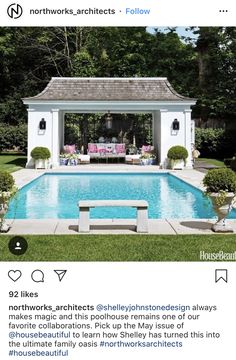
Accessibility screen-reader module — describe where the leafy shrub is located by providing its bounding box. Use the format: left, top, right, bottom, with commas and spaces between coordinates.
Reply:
195, 128, 225, 158
0, 124, 27, 153
31, 147, 51, 160
167, 146, 188, 160
203, 168, 236, 193
0, 171, 15, 192
15, 124, 27, 153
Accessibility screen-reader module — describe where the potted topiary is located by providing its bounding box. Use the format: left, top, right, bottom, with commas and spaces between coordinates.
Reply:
167, 145, 188, 169
203, 168, 236, 232
140, 152, 156, 165
31, 147, 51, 169
0, 171, 17, 232
68, 153, 79, 166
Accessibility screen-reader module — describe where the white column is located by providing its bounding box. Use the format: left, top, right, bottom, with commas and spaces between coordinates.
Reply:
58, 111, 64, 153
62, 112, 65, 149
152, 112, 155, 146
184, 109, 193, 168
26, 108, 35, 168
26, 106, 54, 168
152, 110, 161, 165
159, 109, 168, 168
51, 109, 60, 167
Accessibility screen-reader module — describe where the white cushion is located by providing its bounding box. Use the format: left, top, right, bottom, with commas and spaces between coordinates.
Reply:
79, 155, 90, 160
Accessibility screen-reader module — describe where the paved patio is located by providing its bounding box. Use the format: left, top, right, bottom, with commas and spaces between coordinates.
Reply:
6, 218, 236, 235
3, 165, 235, 235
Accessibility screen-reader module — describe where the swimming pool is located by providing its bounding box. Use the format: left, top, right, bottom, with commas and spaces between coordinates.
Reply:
6, 173, 236, 219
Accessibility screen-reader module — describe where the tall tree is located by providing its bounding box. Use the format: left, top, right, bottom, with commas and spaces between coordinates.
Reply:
150, 28, 198, 97
194, 27, 236, 123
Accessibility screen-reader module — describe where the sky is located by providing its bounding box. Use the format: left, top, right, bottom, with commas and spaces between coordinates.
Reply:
147, 26, 198, 42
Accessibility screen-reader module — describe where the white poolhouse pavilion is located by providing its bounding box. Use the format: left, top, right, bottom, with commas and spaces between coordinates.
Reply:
23, 77, 196, 168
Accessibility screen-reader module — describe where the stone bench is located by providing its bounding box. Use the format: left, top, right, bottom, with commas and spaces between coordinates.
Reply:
78, 200, 148, 233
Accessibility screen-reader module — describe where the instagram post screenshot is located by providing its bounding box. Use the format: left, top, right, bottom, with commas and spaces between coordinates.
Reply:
0, 0, 236, 358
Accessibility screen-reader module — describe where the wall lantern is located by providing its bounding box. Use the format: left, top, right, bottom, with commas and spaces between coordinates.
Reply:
172, 118, 180, 131
39, 118, 46, 130
105, 111, 113, 129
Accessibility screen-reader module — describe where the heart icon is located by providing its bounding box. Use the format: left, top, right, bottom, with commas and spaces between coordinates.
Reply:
8, 270, 22, 282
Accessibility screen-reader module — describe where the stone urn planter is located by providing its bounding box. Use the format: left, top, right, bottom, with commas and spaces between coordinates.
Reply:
0, 192, 11, 232
169, 159, 185, 170
35, 159, 49, 169
203, 168, 236, 233
209, 193, 235, 233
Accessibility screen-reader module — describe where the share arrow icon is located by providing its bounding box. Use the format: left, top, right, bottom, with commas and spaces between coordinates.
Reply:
54, 270, 67, 282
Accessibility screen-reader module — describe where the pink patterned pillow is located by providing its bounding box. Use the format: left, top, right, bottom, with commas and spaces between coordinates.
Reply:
115, 144, 125, 154
88, 144, 97, 153
142, 145, 151, 153
64, 144, 76, 154
106, 146, 113, 153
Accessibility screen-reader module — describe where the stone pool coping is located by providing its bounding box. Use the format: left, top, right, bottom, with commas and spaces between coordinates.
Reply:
12, 165, 205, 191
4, 166, 235, 235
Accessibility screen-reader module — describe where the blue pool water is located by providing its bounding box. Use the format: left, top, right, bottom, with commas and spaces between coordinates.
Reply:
6, 173, 236, 219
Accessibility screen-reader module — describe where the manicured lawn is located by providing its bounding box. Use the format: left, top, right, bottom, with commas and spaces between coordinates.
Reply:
197, 158, 225, 167
0, 234, 236, 261
0, 153, 27, 172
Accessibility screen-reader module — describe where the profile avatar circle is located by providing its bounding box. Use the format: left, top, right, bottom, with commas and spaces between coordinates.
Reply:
7, 3, 23, 19
8, 236, 28, 255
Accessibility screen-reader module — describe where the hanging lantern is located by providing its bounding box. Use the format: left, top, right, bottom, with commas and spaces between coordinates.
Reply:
39, 118, 46, 130
105, 111, 113, 129
172, 118, 180, 131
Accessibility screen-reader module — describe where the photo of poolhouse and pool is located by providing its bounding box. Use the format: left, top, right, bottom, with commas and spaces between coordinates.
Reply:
1, 77, 236, 235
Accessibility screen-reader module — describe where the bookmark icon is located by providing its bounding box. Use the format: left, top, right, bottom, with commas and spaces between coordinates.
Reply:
215, 269, 228, 283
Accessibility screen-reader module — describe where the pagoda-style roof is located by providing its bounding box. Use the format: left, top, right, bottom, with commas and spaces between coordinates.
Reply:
23, 77, 194, 102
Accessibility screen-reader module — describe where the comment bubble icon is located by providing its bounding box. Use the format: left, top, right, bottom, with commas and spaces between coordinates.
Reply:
31, 269, 44, 283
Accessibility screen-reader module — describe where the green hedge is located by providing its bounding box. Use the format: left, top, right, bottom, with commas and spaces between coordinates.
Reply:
195, 128, 225, 158
0, 124, 27, 153
195, 128, 236, 158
